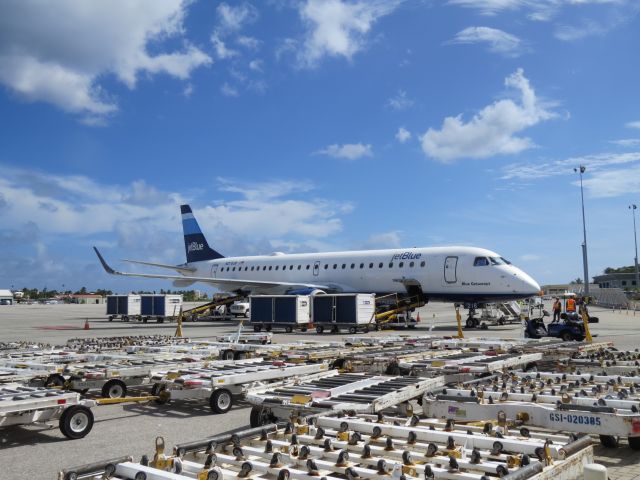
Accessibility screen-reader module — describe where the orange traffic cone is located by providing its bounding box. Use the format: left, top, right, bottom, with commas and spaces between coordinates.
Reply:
416, 313, 421, 323
83, 318, 90, 330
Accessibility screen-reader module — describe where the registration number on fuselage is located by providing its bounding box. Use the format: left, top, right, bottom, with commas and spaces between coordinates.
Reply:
549, 413, 601, 426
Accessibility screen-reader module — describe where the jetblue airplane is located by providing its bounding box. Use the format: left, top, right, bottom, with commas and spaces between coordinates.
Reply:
94, 204, 541, 303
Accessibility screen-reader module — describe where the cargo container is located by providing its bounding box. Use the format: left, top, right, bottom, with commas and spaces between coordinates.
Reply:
312, 293, 375, 334
140, 294, 182, 323
250, 295, 311, 333
106, 295, 141, 322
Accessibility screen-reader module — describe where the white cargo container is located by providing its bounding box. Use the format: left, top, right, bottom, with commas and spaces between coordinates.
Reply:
106, 295, 141, 322
312, 293, 376, 334
250, 295, 311, 333
140, 294, 182, 323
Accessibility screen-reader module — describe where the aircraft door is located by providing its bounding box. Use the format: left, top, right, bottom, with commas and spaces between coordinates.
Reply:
210, 264, 218, 278
444, 256, 458, 284
313, 261, 320, 276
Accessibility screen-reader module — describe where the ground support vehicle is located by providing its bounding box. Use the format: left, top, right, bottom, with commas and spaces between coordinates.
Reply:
140, 294, 182, 323
250, 295, 311, 333
313, 294, 376, 334
246, 370, 444, 425
230, 300, 251, 318
423, 370, 640, 449
60, 411, 595, 480
106, 294, 141, 322
1, 385, 96, 439
465, 302, 522, 329
150, 361, 329, 413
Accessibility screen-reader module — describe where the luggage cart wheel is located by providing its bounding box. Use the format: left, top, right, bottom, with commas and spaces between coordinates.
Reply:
599, 435, 619, 448
101, 379, 127, 398
250, 405, 273, 428
628, 437, 640, 450
59, 405, 94, 439
316, 326, 324, 334
222, 350, 235, 361
45, 373, 66, 388
348, 326, 357, 334
285, 326, 293, 333
254, 325, 262, 332
210, 389, 233, 414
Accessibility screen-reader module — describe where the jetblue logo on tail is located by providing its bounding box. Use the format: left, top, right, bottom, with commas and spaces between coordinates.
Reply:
187, 242, 204, 252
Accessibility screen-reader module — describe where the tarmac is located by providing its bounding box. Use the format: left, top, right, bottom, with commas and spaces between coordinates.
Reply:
1, 301, 640, 479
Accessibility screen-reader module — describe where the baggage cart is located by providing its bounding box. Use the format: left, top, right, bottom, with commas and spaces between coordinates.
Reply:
140, 294, 182, 323
313, 294, 375, 334
106, 295, 141, 322
250, 295, 311, 333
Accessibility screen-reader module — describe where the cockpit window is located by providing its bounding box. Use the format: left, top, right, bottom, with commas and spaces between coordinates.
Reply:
500, 257, 512, 265
490, 257, 506, 265
474, 257, 489, 266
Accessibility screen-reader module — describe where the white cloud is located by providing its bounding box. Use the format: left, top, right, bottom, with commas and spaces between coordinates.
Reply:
387, 90, 414, 111
395, 127, 412, 143
421, 69, 556, 162
237, 36, 262, 50
555, 19, 607, 41
296, 0, 403, 67
580, 165, 640, 198
520, 253, 541, 261
221, 83, 239, 97
183, 83, 194, 98
626, 121, 640, 129
316, 143, 373, 160
362, 231, 403, 249
502, 151, 640, 180
610, 139, 640, 148
211, 33, 239, 60
0, 1, 211, 121
249, 60, 264, 72
216, 2, 259, 33
447, 0, 529, 16
448, 26, 523, 56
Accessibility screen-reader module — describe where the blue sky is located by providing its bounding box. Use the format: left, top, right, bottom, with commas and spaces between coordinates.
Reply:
1, 0, 639, 293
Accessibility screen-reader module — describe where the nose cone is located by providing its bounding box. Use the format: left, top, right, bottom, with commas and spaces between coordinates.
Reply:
516, 268, 541, 296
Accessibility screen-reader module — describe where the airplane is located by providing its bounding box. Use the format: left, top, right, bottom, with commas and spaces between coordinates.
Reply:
94, 204, 541, 303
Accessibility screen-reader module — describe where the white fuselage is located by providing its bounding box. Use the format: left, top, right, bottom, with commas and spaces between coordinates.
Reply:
186, 246, 540, 302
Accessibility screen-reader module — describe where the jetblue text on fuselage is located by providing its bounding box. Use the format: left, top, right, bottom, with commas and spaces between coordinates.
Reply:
391, 252, 422, 261
187, 242, 204, 252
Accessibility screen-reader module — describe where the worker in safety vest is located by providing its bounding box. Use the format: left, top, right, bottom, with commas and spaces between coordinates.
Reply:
566, 297, 576, 313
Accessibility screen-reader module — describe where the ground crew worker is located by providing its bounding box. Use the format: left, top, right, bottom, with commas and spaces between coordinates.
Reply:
566, 296, 576, 313
552, 297, 561, 322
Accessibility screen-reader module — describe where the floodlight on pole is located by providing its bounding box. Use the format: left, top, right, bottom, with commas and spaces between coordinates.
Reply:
574, 165, 589, 295
630, 204, 639, 291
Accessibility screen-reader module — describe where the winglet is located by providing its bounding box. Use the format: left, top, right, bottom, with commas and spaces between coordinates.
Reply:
93, 247, 116, 275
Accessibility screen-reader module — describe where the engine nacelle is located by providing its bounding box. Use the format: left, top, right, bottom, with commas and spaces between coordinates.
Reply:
285, 288, 326, 296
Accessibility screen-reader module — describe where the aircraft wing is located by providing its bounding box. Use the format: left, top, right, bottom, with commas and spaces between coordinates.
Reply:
122, 259, 196, 274
94, 247, 330, 293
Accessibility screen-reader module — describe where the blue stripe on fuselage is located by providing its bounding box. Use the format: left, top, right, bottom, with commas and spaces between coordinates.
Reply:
181, 218, 201, 235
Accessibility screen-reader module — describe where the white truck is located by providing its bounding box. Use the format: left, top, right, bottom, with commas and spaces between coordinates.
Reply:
229, 300, 250, 318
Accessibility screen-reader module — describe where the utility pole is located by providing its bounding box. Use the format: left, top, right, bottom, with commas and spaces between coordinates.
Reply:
631, 204, 639, 291
574, 166, 589, 295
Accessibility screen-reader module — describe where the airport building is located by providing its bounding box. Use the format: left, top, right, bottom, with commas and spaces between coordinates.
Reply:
0, 289, 14, 305
593, 272, 639, 289
65, 294, 105, 304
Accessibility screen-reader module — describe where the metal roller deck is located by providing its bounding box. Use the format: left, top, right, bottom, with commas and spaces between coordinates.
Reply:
59, 413, 594, 480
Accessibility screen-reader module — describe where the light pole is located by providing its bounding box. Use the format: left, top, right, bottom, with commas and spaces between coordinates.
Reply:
631, 204, 639, 291
574, 165, 589, 295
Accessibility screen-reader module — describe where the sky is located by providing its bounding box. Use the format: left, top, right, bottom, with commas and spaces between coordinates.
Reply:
1, 0, 639, 294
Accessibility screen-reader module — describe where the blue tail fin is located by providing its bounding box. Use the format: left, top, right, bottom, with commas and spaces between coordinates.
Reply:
180, 205, 224, 263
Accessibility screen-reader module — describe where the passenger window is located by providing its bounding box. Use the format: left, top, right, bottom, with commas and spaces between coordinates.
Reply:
360, 263, 364, 269
474, 257, 489, 267
341, 264, 346, 269
269, 266, 272, 271
251, 266, 254, 271
275, 266, 279, 270
350, 263, 355, 269
333, 264, 337, 269
410, 261, 414, 267
263, 266, 266, 271
389, 262, 393, 268
399, 262, 404, 268
297, 265, 301, 270
378, 262, 383, 268
369, 263, 374, 268
306, 265, 310, 270
232, 267, 236, 271
290, 265, 294, 270
420, 261, 426, 267
324, 264, 328, 269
